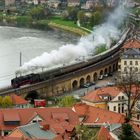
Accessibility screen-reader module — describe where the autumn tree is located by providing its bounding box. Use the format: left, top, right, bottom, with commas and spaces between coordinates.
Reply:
116, 68, 140, 119
2, 96, 13, 108
58, 96, 76, 107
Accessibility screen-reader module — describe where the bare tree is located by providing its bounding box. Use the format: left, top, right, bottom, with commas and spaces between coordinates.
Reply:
116, 67, 140, 120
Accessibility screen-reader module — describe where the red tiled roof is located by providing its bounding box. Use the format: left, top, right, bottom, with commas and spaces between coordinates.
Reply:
3, 110, 20, 122
123, 39, 140, 49
97, 126, 115, 140
0, 107, 79, 131
73, 103, 125, 124
52, 112, 69, 121
82, 86, 120, 102
10, 94, 28, 105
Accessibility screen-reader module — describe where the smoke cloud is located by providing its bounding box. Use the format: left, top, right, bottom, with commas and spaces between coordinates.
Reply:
18, 4, 127, 74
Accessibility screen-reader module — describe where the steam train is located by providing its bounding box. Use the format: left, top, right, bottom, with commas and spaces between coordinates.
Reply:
11, 29, 130, 88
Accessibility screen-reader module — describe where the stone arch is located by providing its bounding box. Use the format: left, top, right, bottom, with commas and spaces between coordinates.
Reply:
72, 80, 78, 89
93, 72, 98, 82
86, 75, 91, 83
80, 78, 85, 87
113, 64, 116, 71
25, 90, 39, 104
100, 70, 103, 76
104, 68, 108, 75
109, 66, 112, 73
116, 62, 118, 70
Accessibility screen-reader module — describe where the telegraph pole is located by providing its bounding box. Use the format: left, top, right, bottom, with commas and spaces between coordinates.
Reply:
20, 52, 22, 67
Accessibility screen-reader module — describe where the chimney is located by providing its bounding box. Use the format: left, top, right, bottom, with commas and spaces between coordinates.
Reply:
41, 124, 50, 131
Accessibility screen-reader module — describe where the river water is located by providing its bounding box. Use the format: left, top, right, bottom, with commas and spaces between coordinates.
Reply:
0, 26, 79, 87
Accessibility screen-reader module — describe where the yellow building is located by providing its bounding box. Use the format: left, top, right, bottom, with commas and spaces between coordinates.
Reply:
118, 39, 140, 77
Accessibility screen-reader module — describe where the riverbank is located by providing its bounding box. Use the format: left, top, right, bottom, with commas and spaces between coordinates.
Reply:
0, 15, 92, 36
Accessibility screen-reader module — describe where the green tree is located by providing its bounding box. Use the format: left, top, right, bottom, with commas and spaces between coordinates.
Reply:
67, 7, 79, 21
120, 123, 136, 140
95, 44, 107, 54
29, 6, 45, 20
58, 96, 76, 107
77, 11, 85, 24
2, 96, 13, 108
93, 11, 102, 25
75, 124, 99, 140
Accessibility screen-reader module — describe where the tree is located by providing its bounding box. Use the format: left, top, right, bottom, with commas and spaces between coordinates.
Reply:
0, 96, 2, 107
95, 44, 107, 54
2, 96, 13, 108
67, 7, 79, 21
58, 96, 76, 107
77, 11, 85, 25
120, 123, 136, 140
29, 6, 45, 20
116, 68, 140, 119
75, 124, 99, 140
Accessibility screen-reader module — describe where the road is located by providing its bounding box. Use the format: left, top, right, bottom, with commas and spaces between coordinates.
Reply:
57, 75, 115, 99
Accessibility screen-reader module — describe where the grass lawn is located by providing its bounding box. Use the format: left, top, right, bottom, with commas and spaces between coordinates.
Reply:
48, 16, 78, 28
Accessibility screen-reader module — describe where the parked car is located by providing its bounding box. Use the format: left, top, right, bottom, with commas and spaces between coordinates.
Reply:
104, 73, 108, 77
98, 75, 103, 80
107, 82, 115, 86
108, 73, 113, 76
80, 82, 94, 88
95, 86, 101, 90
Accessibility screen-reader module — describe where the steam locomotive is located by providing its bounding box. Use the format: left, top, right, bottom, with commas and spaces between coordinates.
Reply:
11, 29, 130, 88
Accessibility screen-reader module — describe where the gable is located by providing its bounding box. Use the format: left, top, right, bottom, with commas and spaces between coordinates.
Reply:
29, 114, 43, 123
111, 92, 127, 102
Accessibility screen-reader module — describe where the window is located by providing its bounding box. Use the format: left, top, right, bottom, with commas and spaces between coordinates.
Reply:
137, 114, 140, 120
124, 67, 127, 72
118, 65, 121, 69
124, 61, 127, 65
130, 67, 132, 72
122, 104, 124, 113
135, 61, 138, 65
118, 104, 121, 113
118, 96, 121, 100
135, 67, 138, 72
122, 96, 124, 100
113, 106, 116, 111
130, 61, 132, 65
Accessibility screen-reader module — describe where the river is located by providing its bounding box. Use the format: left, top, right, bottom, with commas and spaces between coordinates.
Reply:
0, 26, 79, 87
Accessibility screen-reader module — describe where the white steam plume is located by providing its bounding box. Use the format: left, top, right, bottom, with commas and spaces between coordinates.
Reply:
18, 4, 127, 74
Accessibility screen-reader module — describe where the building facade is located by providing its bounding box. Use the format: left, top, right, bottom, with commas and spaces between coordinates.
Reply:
118, 39, 140, 80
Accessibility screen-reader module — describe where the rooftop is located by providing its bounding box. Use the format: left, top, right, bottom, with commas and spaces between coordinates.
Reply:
73, 103, 124, 124
81, 86, 120, 102
123, 39, 140, 49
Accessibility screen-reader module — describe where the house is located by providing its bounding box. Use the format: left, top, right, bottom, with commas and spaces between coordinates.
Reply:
72, 103, 125, 125
5, 0, 15, 7
118, 39, 140, 79
47, 0, 61, 9
81, 86, 128, 114
6, 123, 64, 140
81, 85, 140, 128
86, 0, 101, 9
0, 107, 79, 136
10, 94, 29, 108
67, 0, 80, 7
73, 103, 140, 139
